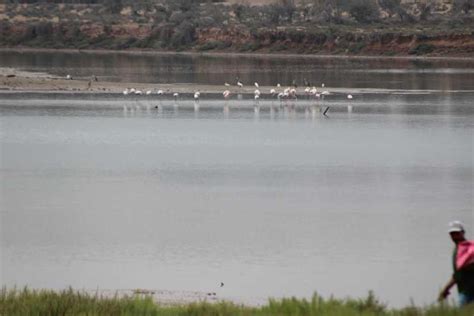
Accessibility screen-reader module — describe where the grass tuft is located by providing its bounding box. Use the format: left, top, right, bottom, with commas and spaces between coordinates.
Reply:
0, 287, 473, 316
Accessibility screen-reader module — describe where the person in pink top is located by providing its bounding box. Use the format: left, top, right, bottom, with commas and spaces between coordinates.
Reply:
439, 221, 474, 306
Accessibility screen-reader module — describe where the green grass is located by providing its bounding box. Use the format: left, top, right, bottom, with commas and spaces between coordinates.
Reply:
1, 287, 473, 316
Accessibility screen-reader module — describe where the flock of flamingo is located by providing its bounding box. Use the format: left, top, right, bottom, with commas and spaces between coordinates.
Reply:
120, 80, 354, 116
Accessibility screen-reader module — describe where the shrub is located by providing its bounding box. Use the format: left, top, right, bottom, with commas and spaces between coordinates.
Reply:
197, 40, 230, 51
348, 41, 366, 53
349, 0, 379, 24
170, 21, 196, 48
238, 42, 261, 52
409, 43, 435, 55
269, 42, 289, 52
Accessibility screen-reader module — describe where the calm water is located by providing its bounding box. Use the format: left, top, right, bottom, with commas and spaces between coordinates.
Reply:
1, 52, 474, 307
1, 50, 474, 90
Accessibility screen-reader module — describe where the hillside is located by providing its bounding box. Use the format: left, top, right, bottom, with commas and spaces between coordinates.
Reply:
0, 0, 473, 56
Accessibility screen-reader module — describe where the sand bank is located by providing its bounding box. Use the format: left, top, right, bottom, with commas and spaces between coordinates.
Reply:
2, 67, 472, 100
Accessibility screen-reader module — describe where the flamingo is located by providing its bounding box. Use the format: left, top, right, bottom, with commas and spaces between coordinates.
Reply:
278, 91, 289, 107
223, 90, 231, 115
289, 88, 297, 100
254, 89, 260, 115
321, 90, 329, 102
254, 89, 261, 104
347, 94, 353, 112
304, 87, 311, 100
223, 90, 231, 99
194, 91, 200, 112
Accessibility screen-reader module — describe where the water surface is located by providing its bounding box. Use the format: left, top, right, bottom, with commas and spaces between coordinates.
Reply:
1, 50, 474, 90
1, 103, 473, 307
1, 51, 473, 307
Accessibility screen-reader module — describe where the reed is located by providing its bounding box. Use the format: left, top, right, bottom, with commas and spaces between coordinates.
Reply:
1, 287, 473, 316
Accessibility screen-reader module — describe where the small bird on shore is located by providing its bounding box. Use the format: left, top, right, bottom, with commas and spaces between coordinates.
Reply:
66, 74, 72, 80
347, 94, 353, 99
157, 90, 163, 96
224, 82, 230, 87
194, 91, 200, 100
220, 282, 224, 287
146, 90, 152, 95
254, 82, 259, 88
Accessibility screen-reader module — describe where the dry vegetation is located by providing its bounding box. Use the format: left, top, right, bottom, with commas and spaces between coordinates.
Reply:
0, 0, 473, 56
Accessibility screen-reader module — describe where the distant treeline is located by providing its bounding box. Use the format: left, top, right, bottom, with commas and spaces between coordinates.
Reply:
1, 0, 473, 56
3, 0, 223, 3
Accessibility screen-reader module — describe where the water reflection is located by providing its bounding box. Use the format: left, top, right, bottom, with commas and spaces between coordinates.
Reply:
1, 51, 474, 90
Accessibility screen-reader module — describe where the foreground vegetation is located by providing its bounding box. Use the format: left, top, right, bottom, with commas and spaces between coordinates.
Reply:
1, 287, 473, 316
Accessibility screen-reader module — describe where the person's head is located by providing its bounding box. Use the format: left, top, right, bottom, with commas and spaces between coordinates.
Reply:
448, 221, 466, 244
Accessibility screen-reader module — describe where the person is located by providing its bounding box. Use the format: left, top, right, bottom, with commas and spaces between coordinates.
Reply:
439, 221, 474, 306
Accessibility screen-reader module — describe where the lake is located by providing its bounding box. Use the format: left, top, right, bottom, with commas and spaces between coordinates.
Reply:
0, 51, 473, 307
